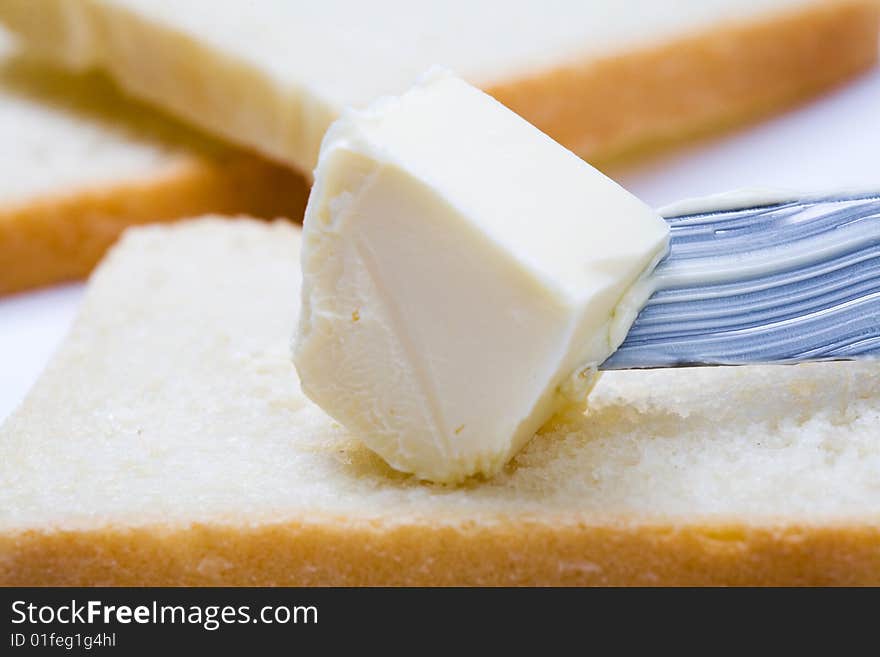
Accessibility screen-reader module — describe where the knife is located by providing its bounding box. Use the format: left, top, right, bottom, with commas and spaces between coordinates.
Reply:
602, 190, 880, 370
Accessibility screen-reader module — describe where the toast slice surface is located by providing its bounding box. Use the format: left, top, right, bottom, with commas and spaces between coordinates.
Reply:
2, 218, 879, 585
2, 1, 877, 171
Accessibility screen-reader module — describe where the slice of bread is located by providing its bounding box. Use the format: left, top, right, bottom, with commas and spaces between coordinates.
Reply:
2, 1, 877, 173
2, 218, 878, 586
0, 32, 308, 295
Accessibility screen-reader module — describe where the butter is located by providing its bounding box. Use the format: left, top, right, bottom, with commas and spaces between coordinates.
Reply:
294, 72, 669, 482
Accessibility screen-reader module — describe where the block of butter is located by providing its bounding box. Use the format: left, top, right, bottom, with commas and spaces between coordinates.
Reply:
295, 72, 669, 482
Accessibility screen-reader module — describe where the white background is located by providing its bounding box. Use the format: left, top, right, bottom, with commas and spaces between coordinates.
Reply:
2, 68, 880, 422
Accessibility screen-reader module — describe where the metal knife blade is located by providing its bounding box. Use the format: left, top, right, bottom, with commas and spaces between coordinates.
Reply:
601, 190, 880, 370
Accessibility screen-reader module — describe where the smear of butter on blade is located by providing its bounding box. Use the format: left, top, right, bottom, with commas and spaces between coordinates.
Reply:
294, 70, 669, 482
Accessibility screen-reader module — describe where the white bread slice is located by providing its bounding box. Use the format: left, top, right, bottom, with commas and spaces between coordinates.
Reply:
2, 1, 877, 173
2, 218, 879, 586
0, 31, 308, 295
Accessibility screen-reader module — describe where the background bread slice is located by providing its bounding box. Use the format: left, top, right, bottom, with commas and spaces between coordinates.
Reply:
1, 2, 876, 295
0, 32, 307, 296
2, 1, 877, 174
2, 218, 878, 586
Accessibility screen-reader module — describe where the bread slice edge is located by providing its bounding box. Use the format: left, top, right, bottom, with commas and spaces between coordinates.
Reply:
3, 518, 879, 585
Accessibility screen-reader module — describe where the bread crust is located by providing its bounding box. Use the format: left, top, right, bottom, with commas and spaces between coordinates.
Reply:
3, 519, 879, 586
0, 156, 308, 295
489, 0, 880, 164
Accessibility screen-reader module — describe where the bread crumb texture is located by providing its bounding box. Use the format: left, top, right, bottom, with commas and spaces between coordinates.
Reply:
2, 219, 880, 585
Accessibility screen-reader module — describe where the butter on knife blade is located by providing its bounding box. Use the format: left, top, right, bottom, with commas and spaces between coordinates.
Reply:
294, 70, 669, 482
